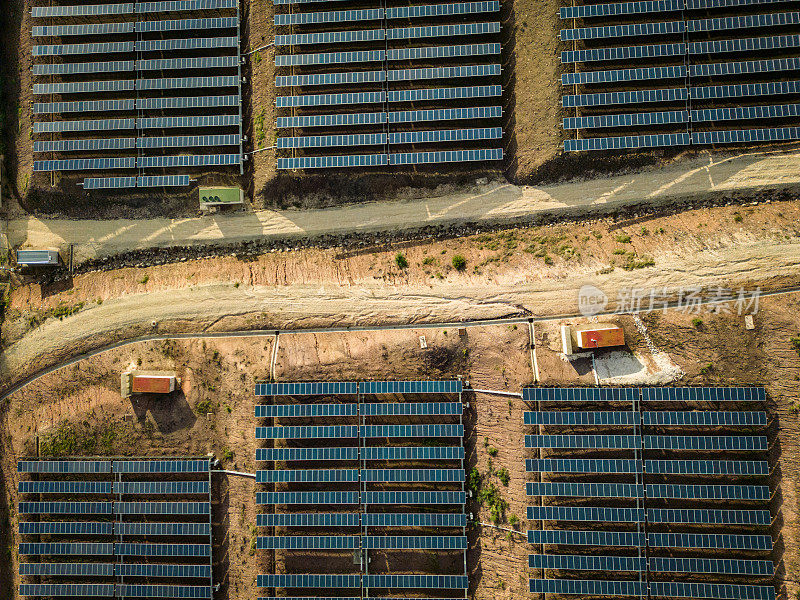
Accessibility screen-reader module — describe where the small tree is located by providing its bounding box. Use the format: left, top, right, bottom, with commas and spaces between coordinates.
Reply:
452, 254, 467, 271
395, 253, 408, 269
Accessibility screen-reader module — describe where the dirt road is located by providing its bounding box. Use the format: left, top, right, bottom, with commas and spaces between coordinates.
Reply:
9, 148, 800, 263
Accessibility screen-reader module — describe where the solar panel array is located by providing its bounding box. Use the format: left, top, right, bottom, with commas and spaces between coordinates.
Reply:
524, 387, 775, 599
273, 0, 503, 169
256, 380, 467, 600
30, 0, 242, 189
16, 458, 213, 598
559, 0, 800, 151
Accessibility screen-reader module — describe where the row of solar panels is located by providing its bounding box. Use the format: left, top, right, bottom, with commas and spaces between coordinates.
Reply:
19, 521, 210, 536
524, 410, 768, 426
256, 380, 463, 396
277, 129, 501, 149
19, 562, 211, 577
560, 12, 800, 41
525, 482, 770, 500
274, 2, 499, 25
35, 135, 239, 153
561, 0, 798, 18
562, 35, 800, 63
256, 512, 467, 527
255, 401, 463, 417
19, 542, 211, 556
526, 530, 772, 549
563, 81, 800, 107
525, 458, 769, 475
256, 491, 466, 504
529, 580, 774, 600
18, 480, 209, 494
18, 584, 211, 598
564, 105, 800, 130
34, 116, 239, 132
277, 149, 503, 170
256, 574, 469, 588
276, 85, 502, 108
524, 434, 768, 449
526, 506, 771, 524
276, 64, 501, 86
33, 38, 238, 55
561, 58, 800, 85
257, 424, 464, 438
255, 468, 465, 483
34, 155, 240, 172
19, 501, 210, 514
17, 459, 210, 473
522, 387, 766, 402
275, 22, 500, 46
32, 17, 238, 36
81, 176, 193, 189
256, 535, 468, 550
256, 446, 464, 461
529, 554, 773, 575
277, 107, 502, 128
276, 43, 499, 66
565, 127, 800, 151
32, 0, 238, 17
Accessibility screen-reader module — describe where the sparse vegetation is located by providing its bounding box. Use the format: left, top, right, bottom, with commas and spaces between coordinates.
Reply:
195, 399, 213, 414
734, 212, 743, 223
395, 253, 408, 269
615, 234, 632, 243
496, 467, 510, 486
692, 317, 704, 329
452, 254, 467, 271
50, 302, 84, 320
40, 421, 119, 457
509, 514, 519, 528
543, 255, 553, 265
139, 274, 149, 285
700, 362, 714, 375
487, 446, 498, 457
791, 335, 800, 356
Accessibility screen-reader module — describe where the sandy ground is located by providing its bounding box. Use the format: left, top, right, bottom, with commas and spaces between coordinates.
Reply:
4, 199, 800, 387
7, 148, 800, 263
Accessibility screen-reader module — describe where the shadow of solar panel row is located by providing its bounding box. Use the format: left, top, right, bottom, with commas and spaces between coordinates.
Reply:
256, 447, 359, 461
362, 446, 465, 460
257, 491, 360, 505
362, 490, 466, 504
19, 521, 113, 535
257, 574, 361, 588
118, 584, 212, 598
138, 56, 239, 70
362, 468, 464, 482
564, 110, 688, 129
33, 42, 135, 56
649, 557, 774, 575
648, 508, 771, 524
276, 50, 384, 66
277, 70, 386, 86
526, 482, 643, 497
363, 535, 467, 549
33, 100, 136, 114
390, 43, 500, 60
255, 382, 359, 396
277, 106, 500, 128
562, 65, 685, 85
276, 91, 384, 107
137, 16, 238, 32
649, 581, 775, 600
526, 458, 641, 473
137, 75, 238, 90
138, 95, 239, 109
362, 424, 464, 437
33, 60, 134, 76
529, 554, 647, 571
257, 513, 360, 527
34, 81, 135, 94
256, 468, 359, 483
363, 512, 467, 527
645, 459, 768, 475
138, 154, 240, 167
647, 483, 770, 500
135, 135, 240, 149
694, 127, 800, 143
527, 530, 645, 546
276, 29, 385, 46
649, 532, 772, 549
19, 562, 115, 577
277, 85, 500, 107
524, 411, 639, 425
523, 387, 639, 402
527, 505, 645, 522
136, 36, 238, 52
691, 80, 800, 100
32, 22, 135, 36
388, 127, 502, 144
35, 138, 136, 152
560, 20, 684, 41
120, 564, 213, 578
561, 0, 682, 18
387, 22, 500, 39
32, 3, 134, 17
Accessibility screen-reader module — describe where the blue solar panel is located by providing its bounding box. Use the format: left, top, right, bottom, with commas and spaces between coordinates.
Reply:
257, 513, 360, 527
276, 71, 386, 87
527, 506, 645, 522
255, 382, 359, 396
136, 0, 237, 10
136, 16, 238, 31
257, 536, 359, 550
362, 535, 467, 549
641, 387, 766, 402
526, 458, 641, 473
530, 579, 646, 596
362, 491, 466, 504
18, 460, 111, 473
641, 411, 768, 426
137, 176, 193, 187
137, 95, 239, 110
277, 155, 390, 170
388, 43, 501, 60
693, 104, 800, 122
18, 501, 112, 514
362, 469, 464, 482
388, 1, 499, 18
275, 8, 383, 25
525, 434, 641, 448
33, 119, 135, 134
33, 3, 134, 17
113, 481, 209, 494
562, 65, 685, 85
33, 22, 134, 36
256, 491, 360, 504
563, 87, 688, 108
649, 557, 774, 575
19, 584, 116, 597
277, 92, 384, 108
256, 469, 359, 483
522, 388, 638, 402
117, 585, 213, 598
137, 135, 240, 149
529, 554, 646, 571
528, 529, 644, 546
561, 0, 682, 18
388, 64, 502, 81
388, 85, 501, 102
35, 139, 137, 153
645, 459, 769, 475
691, 81, 800, 100
361, 402, 463, 416
137, 56, 239, 70
276, 50, 385, 67
649, 533, 772, 550
363, 575, 468, 589
117, 564, 212, 578
361, 380, 463, 394
19, 542, 113, 555
524, 411, 639, 425
389, 106, 502, 123
33, 100, 135, 114
362, 513, 467, 527
19, 481, 113, 494
136, 37, 238, 51
114, 522, 211, 536
255, 403, 358, 417
361, 424, 464, 438
19, 521, 113, 535
649, 582, 775, 600
689, 0, 798, 6
643, 435, 768, 450
689, 35, 799, 55
389, 128, 502, 144
138, 115, 239, 129
82, 177, 138, 190
257, 574, 361, 588
693, 127, 800, 144
256, 425, 358, 439
690, 58, 800, 77
688, 12, 800, 32
138, 154, 240, 168
277, 112, 386, 128
19, 563, 115, 577
564, 110, 689, 128
565, 133, 691, 151
646, 484, 770, 500
562, 43, 685, 63
276, 29, 385, 46
115, 543, 211, 557
561, 20, 684, 41
33, 61, 134, 76
526, 482, 643, 497
33, 80, 135, 95
387, 22, 500, 40
33, 158, 135, 172
361, 446, 465, 460
137, 76, 238, 90
114, 502, 210, 515
647, 508, 771, 525
256, 447, 359, 461
32, 42, 135, 56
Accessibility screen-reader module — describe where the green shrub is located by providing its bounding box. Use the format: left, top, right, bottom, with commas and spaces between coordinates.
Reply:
496, 467, 510, 486
615, 234, 631, 243
395, 253, 408, 269
195, 399, 212, 414
487, 446, 498, 457
691, 317, 703, 328
451, 254, 467, 271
